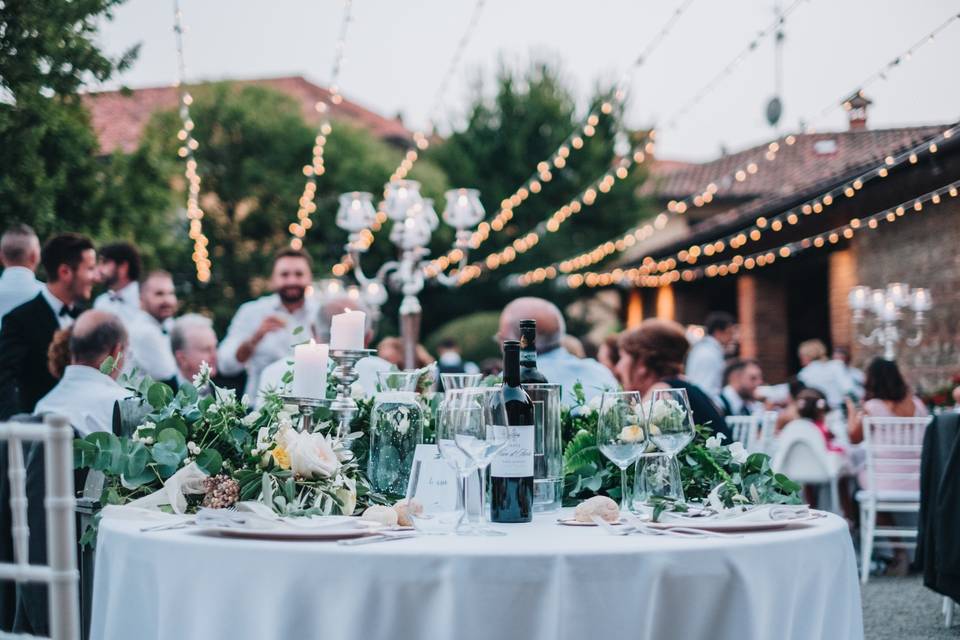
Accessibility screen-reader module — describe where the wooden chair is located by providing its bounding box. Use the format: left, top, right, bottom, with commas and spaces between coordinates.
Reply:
0, 415, 79, 640
856, 415, 931, 585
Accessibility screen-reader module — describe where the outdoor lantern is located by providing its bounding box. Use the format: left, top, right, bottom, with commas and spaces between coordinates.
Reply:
910, 287, 932, 313
443, 188, 485, 229
847, 285, 871, 311
885, 282, 911, 308
336, 192, 377, 232
396, 212, 432, 250
383, 180, 423, 222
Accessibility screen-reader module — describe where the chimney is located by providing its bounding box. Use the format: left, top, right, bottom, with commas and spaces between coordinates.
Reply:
844, 91, 872, 131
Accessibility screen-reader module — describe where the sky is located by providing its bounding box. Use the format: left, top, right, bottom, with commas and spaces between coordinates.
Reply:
95, 0, 960, 161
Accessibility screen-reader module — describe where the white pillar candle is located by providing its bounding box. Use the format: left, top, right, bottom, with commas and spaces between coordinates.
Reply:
293, 339, 329, 399
330, 309, 366, 351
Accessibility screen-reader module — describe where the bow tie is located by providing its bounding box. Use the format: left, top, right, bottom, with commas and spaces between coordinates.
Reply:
109, 291, 124, 302
59, 305, 81, 319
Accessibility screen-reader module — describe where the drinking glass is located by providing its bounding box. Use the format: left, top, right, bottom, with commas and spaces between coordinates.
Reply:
632, 452, 683, 514
442, 387, 508, 536
596, 390, 647, 511
647, 388, 696, 502
369, 371, 424, 495
405, 458, 464, 534
440, 373, 482, 392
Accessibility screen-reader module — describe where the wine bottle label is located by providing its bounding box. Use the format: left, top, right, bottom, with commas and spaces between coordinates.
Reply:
491, 424, 534, 477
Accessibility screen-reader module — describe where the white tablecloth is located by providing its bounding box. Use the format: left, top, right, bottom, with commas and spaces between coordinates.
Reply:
91, 510, 863, 640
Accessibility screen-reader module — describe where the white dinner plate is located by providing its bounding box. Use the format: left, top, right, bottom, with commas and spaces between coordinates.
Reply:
556, 517, 627, 527
643, 511, 825, 533
197, 524, 380, 541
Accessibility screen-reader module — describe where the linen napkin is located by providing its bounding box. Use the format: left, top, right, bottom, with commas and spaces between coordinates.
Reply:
660, 504, 811, 524
195, 501, 383, 532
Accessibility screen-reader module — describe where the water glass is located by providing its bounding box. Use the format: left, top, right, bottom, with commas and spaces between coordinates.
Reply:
406, 458, 464, 535
596, 390, 647, 511
369, 370, 424, 495
440, 373, 482, 392
647, 388, 695, 503
632, 452, 683, 514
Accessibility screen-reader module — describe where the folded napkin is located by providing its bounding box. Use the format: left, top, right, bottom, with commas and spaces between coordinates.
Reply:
125, 463, 208, 514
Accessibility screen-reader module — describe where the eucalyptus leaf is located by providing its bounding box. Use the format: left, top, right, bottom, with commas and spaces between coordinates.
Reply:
196, 449, 223, 475
147, 382, 174, 409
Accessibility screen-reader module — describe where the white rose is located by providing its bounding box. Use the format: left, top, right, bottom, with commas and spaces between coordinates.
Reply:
728, 441, 749, 464
705, 433, 726, 449
280, 427, 341, 479
335, 478, 357, 516
350, 381, 366, 400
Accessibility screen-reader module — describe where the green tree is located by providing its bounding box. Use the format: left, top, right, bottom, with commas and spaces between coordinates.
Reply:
418, 61, 652, 337
0, 0, 139, 228
140, 83, 447, 331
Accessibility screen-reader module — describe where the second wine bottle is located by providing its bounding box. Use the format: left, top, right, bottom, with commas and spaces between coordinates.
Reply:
490, 340, 534, 523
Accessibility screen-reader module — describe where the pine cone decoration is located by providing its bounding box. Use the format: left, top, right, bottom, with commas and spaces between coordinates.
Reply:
202, 474, 240, 509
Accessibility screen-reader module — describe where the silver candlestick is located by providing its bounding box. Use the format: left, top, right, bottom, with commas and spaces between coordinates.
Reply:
280, 395, 330, 433
329, 348, 376, 438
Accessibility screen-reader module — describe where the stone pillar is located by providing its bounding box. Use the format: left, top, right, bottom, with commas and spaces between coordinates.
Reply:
828, 248, 857, 352
656, 285, 675, 320
626, 289, 643, 329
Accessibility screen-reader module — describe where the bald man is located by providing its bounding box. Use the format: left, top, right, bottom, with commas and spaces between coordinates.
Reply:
34, 310, 131, 435
498, 297, 617, 405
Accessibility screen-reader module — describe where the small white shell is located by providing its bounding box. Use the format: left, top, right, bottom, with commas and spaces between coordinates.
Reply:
574, 495, 620, 523
360, 505, 398, 527
393, 499, 424, 527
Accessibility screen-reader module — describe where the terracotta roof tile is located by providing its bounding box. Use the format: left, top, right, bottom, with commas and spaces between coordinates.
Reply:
641, 125, 945, 201
82, 75, 412, 154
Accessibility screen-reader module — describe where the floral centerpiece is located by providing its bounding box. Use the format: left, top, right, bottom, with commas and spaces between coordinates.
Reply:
561, 383, 802, 519
74, 363, 387, 538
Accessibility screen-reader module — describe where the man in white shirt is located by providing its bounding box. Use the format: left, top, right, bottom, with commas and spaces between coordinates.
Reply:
218, 249, 319, 398
498, 297, 617, 406
685, 311, 736, 402
256, 295, 391, 402
169, 313, 219, 391
0, 224, 43, 329
125, 270, 178, 381
93, 241, 141, 323
719, 359, 764, 417
35, 310, 131, 436
797, 339, 855, 409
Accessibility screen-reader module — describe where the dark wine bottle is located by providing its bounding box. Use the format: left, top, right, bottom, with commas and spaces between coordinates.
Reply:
490, 340, 534, 523
518, 319, 548, 384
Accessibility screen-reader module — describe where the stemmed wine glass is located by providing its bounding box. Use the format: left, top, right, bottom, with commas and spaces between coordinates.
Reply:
646, 388, 696, 502
437, 387, 508, 536
596, 391, 647, 511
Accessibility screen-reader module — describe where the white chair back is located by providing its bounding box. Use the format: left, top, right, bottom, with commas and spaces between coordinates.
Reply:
0, 415, 79, 640
725, 415, 757, 449
770, 419, 840, 483
861, 415, 931, 495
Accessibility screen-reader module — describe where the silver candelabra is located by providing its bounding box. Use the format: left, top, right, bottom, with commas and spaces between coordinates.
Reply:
335, 182, 485, 369
848, 282, 932, 361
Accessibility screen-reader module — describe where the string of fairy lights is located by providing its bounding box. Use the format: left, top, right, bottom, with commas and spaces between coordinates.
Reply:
289, 0, 355, 249
514, 121, 958, 288
507, 12, 960, 288
330, 0, 488, 274
557, 179, 960, 291
450, 0, 813, 285
423, 0, 699, 277
172, 0, 210, 283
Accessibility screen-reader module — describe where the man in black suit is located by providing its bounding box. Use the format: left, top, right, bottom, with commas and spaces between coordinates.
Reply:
0, 233, 98, 419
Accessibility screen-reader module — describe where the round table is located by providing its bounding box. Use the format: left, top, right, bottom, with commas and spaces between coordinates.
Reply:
91, 510, 863, 640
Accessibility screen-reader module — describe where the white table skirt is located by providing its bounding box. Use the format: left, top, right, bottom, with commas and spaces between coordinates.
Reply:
91, 510, 863, 640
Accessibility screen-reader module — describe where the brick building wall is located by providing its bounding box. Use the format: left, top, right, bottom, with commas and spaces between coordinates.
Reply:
849, 194, 960, 391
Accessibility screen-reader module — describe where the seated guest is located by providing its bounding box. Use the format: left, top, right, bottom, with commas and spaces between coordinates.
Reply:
561, 335, 586, 359
797, 339, 856, 409
436, 337, 480, 375
126, 270, 178, 381
0, 233, 98, 419
218, 248, 318, 398
685, 311, 737, 403
847, 357, 928, 445
597, 334, 620, 382
833, 345, 865, 400
719, 359, 764, 417
34, 310, 131, 435
795, 388, 845, 454
168, 313, 219, 391
376, 337, 434, 370
617, 319, 729, 440
93, 241, 142, 323
774, 377, 807, 433
498, 297, 617, 405
0, 224, 43, 329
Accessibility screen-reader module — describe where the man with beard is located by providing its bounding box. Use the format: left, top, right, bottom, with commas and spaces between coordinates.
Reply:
93, 242, 142, 323
0, 233, 99, 418
217, 249, 318, 397
125, 270, 179, 381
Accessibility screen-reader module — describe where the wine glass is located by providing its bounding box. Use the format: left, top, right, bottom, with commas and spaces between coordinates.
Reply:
647, 388, 695, 502
440, 388, 508, 536
596, 391, 647, 511
405, 458, 465, 534
632, 452, 683, 515
440, 373, 482, 392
